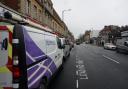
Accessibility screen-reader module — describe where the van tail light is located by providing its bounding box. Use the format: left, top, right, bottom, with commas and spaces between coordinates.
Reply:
12, 37, 20, 89
13, 55, 20, 79
13, 66, 20, 89
13, 56, 19, 66
13, 67, 20, 79
12, 39, 20, 80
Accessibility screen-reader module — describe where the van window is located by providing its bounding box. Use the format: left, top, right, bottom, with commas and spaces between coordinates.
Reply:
57, 37, 61, 49
0, 31, 8, 66
45, 34, 57, 54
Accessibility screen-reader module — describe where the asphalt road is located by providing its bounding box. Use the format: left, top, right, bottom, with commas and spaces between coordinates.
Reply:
48, 44, 128, 89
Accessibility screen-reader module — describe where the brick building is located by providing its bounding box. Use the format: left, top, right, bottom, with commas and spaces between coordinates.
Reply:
84, 30, 91, 43
0, 0, 74, 39
99, 25, 120, 45
0, 0, 19, 11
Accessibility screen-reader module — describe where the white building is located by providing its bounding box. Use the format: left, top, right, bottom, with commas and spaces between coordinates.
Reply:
90, 30, 100, 45
90, 30, 100, 38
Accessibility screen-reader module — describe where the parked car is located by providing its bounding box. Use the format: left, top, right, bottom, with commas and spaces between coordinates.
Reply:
69, 41, 74, 50
116, 31, 128, 53
0, 8, 64, 89
104, 43, 116, 50
60, 38, 71, 59
76, 42, 80, 45
85, 41, 89, 44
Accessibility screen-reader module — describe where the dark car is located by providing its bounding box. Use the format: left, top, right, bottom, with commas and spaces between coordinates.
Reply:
76, 42, 80, 45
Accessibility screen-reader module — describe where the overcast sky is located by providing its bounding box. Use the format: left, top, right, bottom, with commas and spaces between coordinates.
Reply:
52, 0, 128, 38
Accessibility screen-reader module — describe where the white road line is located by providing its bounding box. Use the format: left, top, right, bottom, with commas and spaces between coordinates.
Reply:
102, 55, 120, 64
76, 71, 78, 75
76, 80, 79, 88
80, 77, 88, 80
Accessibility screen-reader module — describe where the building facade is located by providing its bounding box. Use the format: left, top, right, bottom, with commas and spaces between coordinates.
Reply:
0, 0, 74, 39
99, 25, 121, 45
84, 30, 91, 43
89, 30, 100, 45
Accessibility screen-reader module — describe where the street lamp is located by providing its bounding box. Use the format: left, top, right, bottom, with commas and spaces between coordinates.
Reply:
62, 9, 71, 21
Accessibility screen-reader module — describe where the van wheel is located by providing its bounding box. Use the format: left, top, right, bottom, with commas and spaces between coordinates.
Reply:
63, 56, 66, 61
38, 79, 47, 89
116, 48, 120, 53
68, 52, 70, 57
61, 58, 64, 70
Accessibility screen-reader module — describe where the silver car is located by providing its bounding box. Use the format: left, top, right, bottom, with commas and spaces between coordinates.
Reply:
104, 43, 116, 50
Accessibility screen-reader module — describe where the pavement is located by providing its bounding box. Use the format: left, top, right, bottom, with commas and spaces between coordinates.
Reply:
48, 44, 128, 89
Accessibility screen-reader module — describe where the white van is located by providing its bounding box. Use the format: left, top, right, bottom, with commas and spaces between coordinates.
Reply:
116, 31, 128, 53
0, 23, 64, 89
60, 38, 71, 59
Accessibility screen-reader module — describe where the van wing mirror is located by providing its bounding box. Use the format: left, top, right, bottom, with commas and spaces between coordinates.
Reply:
61, 45, 65, 49
124, 41, 128, 46
118, 37, 122, 39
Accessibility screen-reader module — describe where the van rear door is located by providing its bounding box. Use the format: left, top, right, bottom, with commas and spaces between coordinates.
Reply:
0, 26, 13, 88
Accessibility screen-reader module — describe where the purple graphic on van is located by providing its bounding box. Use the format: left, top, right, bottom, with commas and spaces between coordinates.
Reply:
23, 27, 57, 89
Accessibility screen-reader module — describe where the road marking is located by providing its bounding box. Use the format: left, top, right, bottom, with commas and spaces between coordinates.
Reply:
76, 80, 79, 88
75, 54, 88, 89
80, 77, 88, 80
76, 70, 78, 75
102, 55, 120, 64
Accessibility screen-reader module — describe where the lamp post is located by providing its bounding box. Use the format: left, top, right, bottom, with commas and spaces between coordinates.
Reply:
62, 9, 71, 21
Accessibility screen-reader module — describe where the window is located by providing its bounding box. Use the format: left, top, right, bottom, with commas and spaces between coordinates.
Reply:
57, 37, 62, 49
39, 0, 42, 2
33, 5, 37, 19
25, 0, 30, 14
39, 9, 42, 22
28, 1, 31, 15
45, 10, 48, 16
